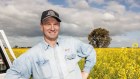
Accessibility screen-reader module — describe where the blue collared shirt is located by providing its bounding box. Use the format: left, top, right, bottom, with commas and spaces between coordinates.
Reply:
5, 36, 96, 79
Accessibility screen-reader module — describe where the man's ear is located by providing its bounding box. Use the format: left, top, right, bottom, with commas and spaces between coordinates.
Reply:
40, 23, 43, 32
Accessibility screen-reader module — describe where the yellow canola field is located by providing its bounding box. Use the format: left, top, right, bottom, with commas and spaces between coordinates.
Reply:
6, 48, 140, 79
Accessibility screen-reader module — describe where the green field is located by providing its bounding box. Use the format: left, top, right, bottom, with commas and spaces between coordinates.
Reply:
6, 48, 140, 79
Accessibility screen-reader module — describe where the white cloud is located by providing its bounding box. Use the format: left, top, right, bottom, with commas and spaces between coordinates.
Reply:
110, 36, 129, 47
66, 0, 90, 9
75, 0, 90, 9
0, 0, 140, 47
103, 12, 115, 21
105, 1, 126, 14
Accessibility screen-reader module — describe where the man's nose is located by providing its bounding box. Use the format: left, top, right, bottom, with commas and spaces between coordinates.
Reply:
50, 25, 55, 30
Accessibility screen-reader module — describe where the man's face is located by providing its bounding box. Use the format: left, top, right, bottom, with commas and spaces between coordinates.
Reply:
40, 17, 60, 41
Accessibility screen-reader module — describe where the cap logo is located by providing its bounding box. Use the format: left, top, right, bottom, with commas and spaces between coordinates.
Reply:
47, 10, 56, 16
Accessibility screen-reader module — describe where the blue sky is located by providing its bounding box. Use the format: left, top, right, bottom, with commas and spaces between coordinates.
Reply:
48, 0, 67, 6
0, 0, 140, 47
49, 0, 140, 12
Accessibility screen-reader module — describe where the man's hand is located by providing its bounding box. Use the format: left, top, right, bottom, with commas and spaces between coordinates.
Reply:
81, 71, 89, 79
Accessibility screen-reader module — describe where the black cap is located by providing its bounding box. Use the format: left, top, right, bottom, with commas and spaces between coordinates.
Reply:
41, 9, 61, 23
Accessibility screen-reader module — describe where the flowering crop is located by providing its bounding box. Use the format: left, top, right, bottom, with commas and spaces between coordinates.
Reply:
6, 48, 140, 79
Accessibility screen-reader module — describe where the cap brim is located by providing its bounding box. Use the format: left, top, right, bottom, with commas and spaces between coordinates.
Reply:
42, 16, 61, 22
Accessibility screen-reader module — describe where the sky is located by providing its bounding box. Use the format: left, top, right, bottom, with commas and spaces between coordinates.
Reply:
0, 0, 140, 47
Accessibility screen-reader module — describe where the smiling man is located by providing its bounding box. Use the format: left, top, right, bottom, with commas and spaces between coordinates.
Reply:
5, 9, 96, 79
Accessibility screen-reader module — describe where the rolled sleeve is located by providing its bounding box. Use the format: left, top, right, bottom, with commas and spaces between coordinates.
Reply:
76, 39, 96, 73
83, 46, 96, 73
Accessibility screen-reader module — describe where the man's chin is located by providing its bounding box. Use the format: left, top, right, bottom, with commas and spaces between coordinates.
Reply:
49, 36, 58, 40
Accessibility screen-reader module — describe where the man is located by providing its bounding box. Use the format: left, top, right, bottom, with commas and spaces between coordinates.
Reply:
5, 9, 96, 79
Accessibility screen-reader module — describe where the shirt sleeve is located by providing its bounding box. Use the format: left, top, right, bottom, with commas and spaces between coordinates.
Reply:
4, 53, 32, 79
76, 39, 96, 73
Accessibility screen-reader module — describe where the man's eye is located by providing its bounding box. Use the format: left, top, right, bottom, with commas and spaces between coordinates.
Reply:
54, 23, 59, 25
46, 23, 51, 25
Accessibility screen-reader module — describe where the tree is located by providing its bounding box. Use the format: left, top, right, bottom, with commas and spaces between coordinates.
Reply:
13, 45, 18, 48
88, 28, 111, 48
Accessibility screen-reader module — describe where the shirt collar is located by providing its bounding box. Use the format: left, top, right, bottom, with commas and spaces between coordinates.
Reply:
42, 37, 60, 50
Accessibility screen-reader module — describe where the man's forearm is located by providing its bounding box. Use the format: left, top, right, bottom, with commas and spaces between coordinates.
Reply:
81, 71, 89, 79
